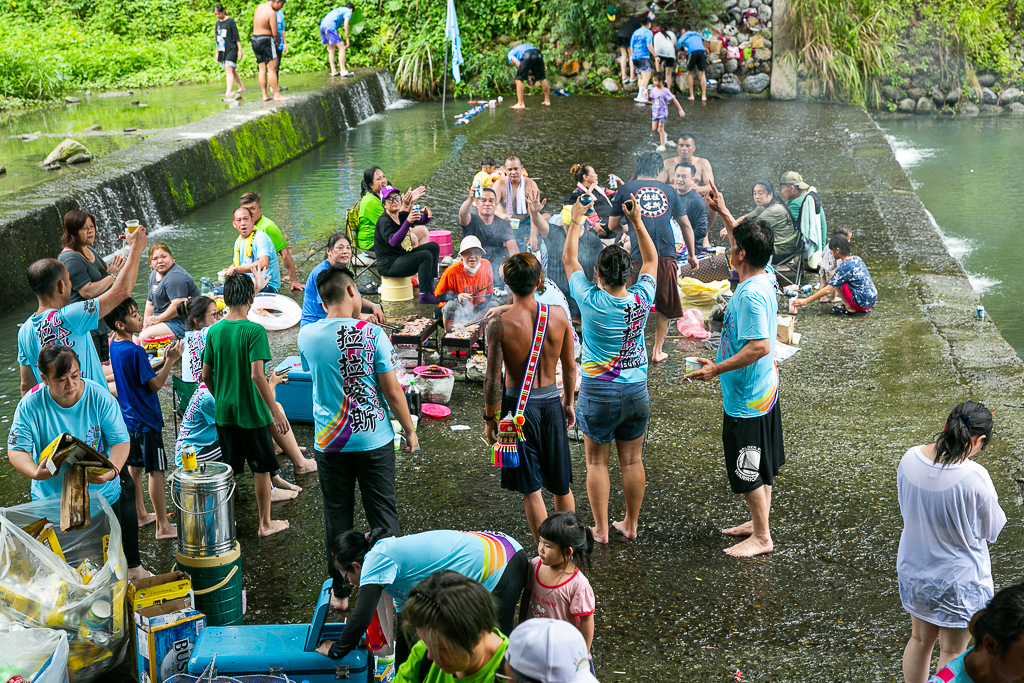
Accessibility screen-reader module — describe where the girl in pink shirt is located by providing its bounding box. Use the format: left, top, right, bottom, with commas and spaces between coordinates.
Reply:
520, 512, 597, 653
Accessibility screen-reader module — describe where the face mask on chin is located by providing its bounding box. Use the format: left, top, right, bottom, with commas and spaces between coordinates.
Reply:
463, 262, 481, 275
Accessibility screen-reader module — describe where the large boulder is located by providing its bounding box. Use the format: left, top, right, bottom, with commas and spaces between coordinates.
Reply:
957, 101, 980, 116
930, 85, 945, 106
882, 85, 903, 102
723, 0, 738, 9
915, 97, 936, 114
897, 98, 917, 113
906, 87, 926, 100
977, 73, 996, 87
42, 138, 91, 166
743, 73, 771, 94
601, 77, 619, 93
719, 73, 742, 95
945, 86, 960, 105
981, 87, 998, 105
66, 152, 92, 165
758, 4, 772, 20
724, 58, 738, 73
1008, 102, 1024, 115
998, 87, 1021, 105
707, 62, 725, 80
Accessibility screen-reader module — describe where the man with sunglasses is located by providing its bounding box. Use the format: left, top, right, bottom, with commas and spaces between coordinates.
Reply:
459, 185, 520, 285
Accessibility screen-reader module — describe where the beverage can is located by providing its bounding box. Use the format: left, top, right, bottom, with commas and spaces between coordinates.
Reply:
976, 305, 985, 319
180, 444, 198, 472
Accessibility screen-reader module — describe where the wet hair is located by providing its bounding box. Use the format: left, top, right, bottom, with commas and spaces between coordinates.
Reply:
213, 3, 224, 11
833, 225, 852, 238
480, 186, 497, 199
674, 162, 696, 179
969, 583, 1024, 657
481, 156, 495, 168
326, 233, 351, 256
102, 297, 139, 331
827, 233, 851, 257
61, 209, 96, 251
502, 253, 543, 297
571, 163, 593, 185
148, 242, 173, 260
633, 151, 664, 179
401, 571, 497, 657
678, 133, 695, 145
223, 272, 255, 307
239, 192, 261, 207
361, 167, 383, 197
38, 345, 79, 379
233, 206, 253, 221
732, 217, 774, 268
177, 296, 217, 330
317, 265, 356, 305
27, 259, 68, 298
505, 155, 522, 168
538, 512, 594, 572
932, 401, 993, 466
596, 245, 631, 288
641, 15, 652, 25
330, 528, 395, 574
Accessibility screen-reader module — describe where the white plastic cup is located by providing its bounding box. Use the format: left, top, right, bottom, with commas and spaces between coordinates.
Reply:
510, 218, 520, 230
685, 357, 702, 374
124, 220, 140, 234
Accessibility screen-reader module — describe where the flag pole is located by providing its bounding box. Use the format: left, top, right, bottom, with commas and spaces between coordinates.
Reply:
442, 36, 448, 119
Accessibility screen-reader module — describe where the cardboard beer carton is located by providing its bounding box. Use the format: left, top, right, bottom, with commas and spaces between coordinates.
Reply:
135, 600, 205, 683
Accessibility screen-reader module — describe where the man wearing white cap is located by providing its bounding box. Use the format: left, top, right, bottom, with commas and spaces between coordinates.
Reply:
505, 619, 598, 683
434, 236, 499, 332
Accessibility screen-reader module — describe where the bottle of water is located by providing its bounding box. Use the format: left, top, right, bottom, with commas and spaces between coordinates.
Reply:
200, 277, 212, 295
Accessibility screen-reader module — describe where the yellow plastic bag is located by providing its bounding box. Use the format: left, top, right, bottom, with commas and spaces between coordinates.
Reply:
679, 278, 730, 305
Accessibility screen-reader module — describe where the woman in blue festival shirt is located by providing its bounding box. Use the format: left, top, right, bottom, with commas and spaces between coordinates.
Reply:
300, 233, 384, 327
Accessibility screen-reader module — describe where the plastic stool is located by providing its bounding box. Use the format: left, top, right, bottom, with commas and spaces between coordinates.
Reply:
380, 276, 414, 302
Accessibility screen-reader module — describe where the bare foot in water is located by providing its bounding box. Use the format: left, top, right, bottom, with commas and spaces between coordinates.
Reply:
259, 519, 290, 536
271, 487, 299, 502
722, 520, 754, 536
724, 535, 773, 557
612, 520, 637, 539
273, 475, 302, 492
652, 350, 669, 363
330, 594, 349, 611
155, 524, 177, 540
138, 512, 156, 527
293, 458, 318, 475
510, 103, 526, 109
542, 101, 551, 106
273, 94, 291, 102
688, 95, 695, 101
591, 526, 609, 544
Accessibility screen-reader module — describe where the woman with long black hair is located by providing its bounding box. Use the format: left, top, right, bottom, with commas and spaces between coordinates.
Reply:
898, 401, 1007, 683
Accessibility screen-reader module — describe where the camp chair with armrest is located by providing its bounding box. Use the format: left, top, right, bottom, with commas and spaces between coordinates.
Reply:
345, 202, 381, 288
171, 375, 198, 437
772, 229, 806, 289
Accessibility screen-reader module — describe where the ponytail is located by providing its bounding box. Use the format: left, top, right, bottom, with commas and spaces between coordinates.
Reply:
596, 245, 632, 288
330, 527, 394, 573
572, 163, 591, 185
538, 512, 594, 572
178, 296, 217, 331
933, 401, 993, 466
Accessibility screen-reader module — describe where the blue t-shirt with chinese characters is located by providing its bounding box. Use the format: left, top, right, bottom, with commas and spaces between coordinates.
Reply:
360, 530, 524, 611
507, 44, 537, 64
175, 384, 218, 466
301, 259, 332, 327
109, 339, 163, 433
570, 270, 655, 383
17, 299, 104, 387
7, 379, 128, 506
297, 318, 399, 453
679, 31, 705, 53
927, 650, 972, 683
320, 6, 352, 31
276, 10, 285, 50
718, 272, 778, 418
233, 230, 281, 292
828, 255, 877, 309
630, 27, 654, 59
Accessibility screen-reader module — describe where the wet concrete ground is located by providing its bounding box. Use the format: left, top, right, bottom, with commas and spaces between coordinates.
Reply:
17, 95, 1024, 680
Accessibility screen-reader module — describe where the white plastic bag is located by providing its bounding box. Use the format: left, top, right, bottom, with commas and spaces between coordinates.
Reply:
0, 626, 69, 683
0, 495, 128, 683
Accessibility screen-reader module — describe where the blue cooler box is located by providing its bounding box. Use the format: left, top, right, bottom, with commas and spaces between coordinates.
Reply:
274, 356, 314, 424
187, 579, 372, 682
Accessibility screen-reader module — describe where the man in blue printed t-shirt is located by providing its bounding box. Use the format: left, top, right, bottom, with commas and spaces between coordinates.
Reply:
507, 43, 550, 109
297, 264, 418, 609
630, 15, 655, 102
690, 181, 784, 559
226, 206, 281, 292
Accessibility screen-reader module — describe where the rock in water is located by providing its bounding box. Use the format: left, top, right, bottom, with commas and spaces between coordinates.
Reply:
601, 77, 619, 93
64, 96, 80, 104
981, 88, 997, 105
945, 86, 960, 105
719, 74, 742, 95
998, 87, 1021, 105
915, 97, 936, 114
906, 87, 926, 100
42, 139, 91, 166
897, 98, 917, 113
66, 153, 92, 165
85, 124, 102, 132
1008, 102, 1024, 116
0, 166, 6, 175
743, 73, 770, 94
43, 162, 61, 172
957, 101, 980, 116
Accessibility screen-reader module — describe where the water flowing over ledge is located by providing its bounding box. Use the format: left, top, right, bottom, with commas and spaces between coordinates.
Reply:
0, 69, 399, 313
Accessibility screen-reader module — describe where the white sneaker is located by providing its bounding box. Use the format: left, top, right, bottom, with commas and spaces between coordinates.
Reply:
666, 140, 677, 147
656, 144, 666, 151
634, 94, 648, 103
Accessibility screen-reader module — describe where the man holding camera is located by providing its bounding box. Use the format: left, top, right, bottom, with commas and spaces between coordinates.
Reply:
609, 151, 698, 363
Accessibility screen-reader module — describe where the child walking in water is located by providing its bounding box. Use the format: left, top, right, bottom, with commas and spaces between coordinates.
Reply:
649, 73, 684, 151
521, 512, 596, 656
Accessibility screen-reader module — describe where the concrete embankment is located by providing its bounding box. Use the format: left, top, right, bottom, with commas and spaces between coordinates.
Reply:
0, 69, 398, 313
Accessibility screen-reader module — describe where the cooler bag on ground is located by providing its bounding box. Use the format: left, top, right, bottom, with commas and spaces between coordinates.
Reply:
273, 356, 314, 424
187, 579, 372, 682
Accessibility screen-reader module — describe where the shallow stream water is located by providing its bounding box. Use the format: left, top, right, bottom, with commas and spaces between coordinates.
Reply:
1, 95, 1022, 681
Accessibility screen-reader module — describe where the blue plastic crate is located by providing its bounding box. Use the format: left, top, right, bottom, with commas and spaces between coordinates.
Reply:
273, 356, 313, 424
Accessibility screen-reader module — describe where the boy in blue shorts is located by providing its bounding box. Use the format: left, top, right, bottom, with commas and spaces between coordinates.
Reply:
105, 297, 184, 540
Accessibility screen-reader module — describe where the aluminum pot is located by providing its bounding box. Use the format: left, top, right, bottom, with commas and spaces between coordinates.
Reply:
171, 462, 235, 557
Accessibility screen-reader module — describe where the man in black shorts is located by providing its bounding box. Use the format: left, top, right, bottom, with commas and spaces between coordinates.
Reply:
507, 43, 550, 109
615, 13, 647, 83
251, 0, 289, 102
689, 183, 783, 558
484, 254, 576, 543
202, 273, 291, 537
678, 30, 708, 101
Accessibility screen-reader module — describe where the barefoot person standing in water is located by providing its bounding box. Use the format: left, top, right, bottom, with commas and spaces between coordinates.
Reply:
688, 182, 782, 558
251, 0, 289, 102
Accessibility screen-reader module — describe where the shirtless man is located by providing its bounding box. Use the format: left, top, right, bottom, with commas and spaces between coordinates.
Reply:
484, 253, 576, 543
663, 134, 718, 229
492, 155, 548, 253
251, 0, 289, 102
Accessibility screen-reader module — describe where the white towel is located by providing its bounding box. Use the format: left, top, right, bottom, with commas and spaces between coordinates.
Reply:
505, 177, 527, 216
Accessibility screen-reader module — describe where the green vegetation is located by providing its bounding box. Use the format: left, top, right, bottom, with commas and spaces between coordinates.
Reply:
790, 0, 1024, 105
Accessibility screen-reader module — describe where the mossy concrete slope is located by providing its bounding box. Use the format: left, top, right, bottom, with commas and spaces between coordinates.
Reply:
0, 69, 395, 313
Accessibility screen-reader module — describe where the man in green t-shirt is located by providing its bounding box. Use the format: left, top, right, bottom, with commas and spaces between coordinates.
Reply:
201, 272, 291, 536
240, 192, 304, 292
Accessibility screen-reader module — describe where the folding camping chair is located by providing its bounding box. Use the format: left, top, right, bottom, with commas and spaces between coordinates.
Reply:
171, 375, 198, 437
772, 230, 806, 289
345, 202, 381, 291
